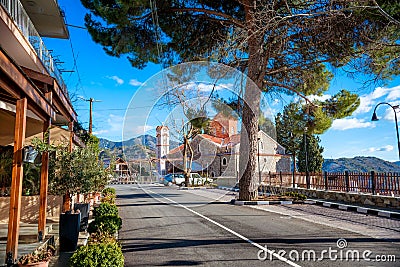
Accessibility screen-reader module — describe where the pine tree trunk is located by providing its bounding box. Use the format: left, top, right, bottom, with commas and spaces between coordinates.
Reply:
238, 2, 268, 201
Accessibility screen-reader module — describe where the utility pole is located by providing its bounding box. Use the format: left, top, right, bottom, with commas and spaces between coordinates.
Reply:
79, 97, 101, 134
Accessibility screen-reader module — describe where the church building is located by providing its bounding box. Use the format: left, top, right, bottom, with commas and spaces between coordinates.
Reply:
156, 113, 290, 179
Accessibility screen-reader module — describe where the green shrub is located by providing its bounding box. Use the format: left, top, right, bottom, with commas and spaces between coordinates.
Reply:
101, 194, 116, 204
94, 203, 118, 217
70, 240, 124, 267
88, 215, 122, 235
102, 187, 116, 196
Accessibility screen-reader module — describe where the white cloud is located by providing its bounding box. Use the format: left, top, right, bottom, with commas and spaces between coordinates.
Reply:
385, 85, 400, 101
308, 94, 331, 102
365, 145, 394, 152
107, 75, 124, 85
354, 85, 400, 115
131, 125, 154, 135
107, 114, 124, 132
92, 129, 109, 135
129, 79, 143, 87
185, 82, 234, 92
331, 118, 375, 130
383, 107, 396, 121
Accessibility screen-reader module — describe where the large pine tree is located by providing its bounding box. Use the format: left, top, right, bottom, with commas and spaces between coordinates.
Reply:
81, 0, 399, 200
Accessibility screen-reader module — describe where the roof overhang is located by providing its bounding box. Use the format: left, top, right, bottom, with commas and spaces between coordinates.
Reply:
21, 0, 69, 39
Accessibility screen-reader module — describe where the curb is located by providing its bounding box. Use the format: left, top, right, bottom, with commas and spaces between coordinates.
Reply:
179, 187, 202, 190
109, 181, 137, 185
219, 186, 239, 192
307, 199, 400, 220
219, 186, 400, 220
179, 186, 214, 190
231, 199, 304, 205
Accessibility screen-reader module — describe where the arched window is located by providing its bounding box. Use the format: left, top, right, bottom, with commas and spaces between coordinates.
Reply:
222, 157, 227, 166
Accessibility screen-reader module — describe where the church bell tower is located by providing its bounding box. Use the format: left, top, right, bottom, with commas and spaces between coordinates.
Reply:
156, 126, 169, 175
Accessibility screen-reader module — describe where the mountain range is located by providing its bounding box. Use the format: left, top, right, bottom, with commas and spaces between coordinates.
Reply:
322, 157, 400, 173
99, 136, 400, 173
99, 135, 179, 160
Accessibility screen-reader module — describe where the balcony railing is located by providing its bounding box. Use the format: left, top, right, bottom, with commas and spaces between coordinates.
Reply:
0, 0, 69, 99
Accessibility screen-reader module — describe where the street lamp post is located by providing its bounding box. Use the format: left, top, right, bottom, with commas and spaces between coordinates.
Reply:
371, 102, 400, 161
303, 127, 310, 189
257, 137, 262, 185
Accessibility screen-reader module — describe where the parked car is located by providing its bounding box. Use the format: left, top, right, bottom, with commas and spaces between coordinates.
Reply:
175, 173, 206, 187
163, 173, 184, 186
163, 173, 207, 186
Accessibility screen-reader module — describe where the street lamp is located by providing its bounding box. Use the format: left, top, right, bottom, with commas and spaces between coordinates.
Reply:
303, 127, 310, 189
257, 137, 262, 185
371, 102, 400, 160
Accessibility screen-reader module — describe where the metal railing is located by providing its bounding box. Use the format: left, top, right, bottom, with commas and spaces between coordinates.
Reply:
0, 0, 69, 99
262, 171, 400, 197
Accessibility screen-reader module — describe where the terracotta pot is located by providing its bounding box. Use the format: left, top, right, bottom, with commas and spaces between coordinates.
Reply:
18, 261, 49, 267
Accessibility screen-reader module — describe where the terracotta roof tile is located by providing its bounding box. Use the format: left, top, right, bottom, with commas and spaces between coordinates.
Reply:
168, 144, 184, 154
199, 134, 224, 144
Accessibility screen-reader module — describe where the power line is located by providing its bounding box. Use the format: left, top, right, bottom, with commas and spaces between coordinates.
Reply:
74, 105, 157, 111
66, 24, 87, 30
63, 12, 87, 99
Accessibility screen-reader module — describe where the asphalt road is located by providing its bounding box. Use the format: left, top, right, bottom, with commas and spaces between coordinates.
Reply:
116, 184, 400, 267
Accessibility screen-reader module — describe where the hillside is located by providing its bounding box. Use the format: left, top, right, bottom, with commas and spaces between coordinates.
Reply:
323, 156, 400, 173
99, 135, 179, 160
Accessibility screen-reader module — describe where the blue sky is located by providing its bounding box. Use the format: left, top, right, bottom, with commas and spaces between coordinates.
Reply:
44, 0, 400, 162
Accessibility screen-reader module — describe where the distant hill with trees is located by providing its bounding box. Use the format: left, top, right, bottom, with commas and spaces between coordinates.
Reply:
99, 135, 179, 160
323, 157, 400, 173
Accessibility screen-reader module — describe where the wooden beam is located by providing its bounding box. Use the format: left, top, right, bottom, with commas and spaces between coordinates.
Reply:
6, 98, 27, 263
20, 67, 77, 123
0, 72, 21, 99
20, 67, 53, 86
0, 49, 55, 120
52, 80, 77, 122
38, 119, 51, 241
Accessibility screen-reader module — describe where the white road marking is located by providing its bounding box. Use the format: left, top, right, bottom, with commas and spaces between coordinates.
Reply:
136, 184, 302, 267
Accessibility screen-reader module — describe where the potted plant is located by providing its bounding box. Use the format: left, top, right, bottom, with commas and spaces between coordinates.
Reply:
17, 245, 55, 267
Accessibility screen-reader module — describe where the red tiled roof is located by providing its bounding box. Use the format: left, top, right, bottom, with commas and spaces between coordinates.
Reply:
199, 133, 240, 147
168, 144, 184, 154
223, 134, 241, 146
199, 134, 225, 145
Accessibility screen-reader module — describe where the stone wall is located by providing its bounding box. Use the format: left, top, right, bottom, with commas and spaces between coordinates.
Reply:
0, 195, 63, 223
265, 186, 400, 209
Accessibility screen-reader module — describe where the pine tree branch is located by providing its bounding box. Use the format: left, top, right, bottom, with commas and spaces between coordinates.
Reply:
169, 8, 245, 28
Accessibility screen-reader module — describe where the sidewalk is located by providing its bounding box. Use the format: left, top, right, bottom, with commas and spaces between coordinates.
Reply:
217, 186, 400, 219
306, 198, 400, 219
0, 221, 90, 267
48, 231, 89, 267
0, 223, 53, 267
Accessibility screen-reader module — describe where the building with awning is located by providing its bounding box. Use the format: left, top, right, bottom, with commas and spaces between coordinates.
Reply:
0, 0, 80, 263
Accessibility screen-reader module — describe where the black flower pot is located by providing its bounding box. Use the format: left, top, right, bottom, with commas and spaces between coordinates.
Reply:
74, 203, 90, 231
59, 213, 81, 252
